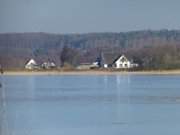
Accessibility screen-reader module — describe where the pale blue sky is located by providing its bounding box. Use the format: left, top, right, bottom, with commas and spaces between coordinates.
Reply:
0, 0, 180, 33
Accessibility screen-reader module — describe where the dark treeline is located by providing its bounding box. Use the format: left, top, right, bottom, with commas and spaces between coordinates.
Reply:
1, 30, 180, 69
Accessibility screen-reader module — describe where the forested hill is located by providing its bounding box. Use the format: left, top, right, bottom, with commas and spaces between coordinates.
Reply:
1, 30, 180, 69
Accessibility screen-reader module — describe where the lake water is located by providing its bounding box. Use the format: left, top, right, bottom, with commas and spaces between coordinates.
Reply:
1, 75, 180, 135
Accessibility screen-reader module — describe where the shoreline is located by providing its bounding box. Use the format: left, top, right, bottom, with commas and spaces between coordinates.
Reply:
3, 70, 180, 75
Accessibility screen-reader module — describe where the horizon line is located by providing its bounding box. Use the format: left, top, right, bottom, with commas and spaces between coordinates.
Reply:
0, 28, 180, 35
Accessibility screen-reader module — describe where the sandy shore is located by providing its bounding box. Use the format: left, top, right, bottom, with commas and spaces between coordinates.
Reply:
3, 70, 180, 75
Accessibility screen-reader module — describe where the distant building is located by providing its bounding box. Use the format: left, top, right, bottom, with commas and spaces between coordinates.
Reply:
96, 53, 138, 69
41, 62, 56, 69
76, 63, 98, 70
25, 59, 39, 70
113, 55, 139, 69
77, 53, 138, 70
113, 55, 132, 69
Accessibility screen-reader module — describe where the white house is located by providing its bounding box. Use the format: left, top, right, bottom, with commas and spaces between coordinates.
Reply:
80, 53, 138, 70
42, 62, 56, 69
77, 63, 98, 70
114, 55, 131, 68
25, 59, 39, 70
113, 55, 138, 69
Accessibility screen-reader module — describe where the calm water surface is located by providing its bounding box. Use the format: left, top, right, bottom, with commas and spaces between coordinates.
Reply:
1, 75, 180, 135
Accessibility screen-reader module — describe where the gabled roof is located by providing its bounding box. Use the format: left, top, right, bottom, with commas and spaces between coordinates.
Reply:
101, 53, 132, 65
26, 59, 37, 65
101, 53, 125, 65
113, 55, 129, 63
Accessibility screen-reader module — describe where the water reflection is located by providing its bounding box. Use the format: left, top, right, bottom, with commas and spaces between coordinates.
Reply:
0, 75, 9, 135
115, 75, 133, 125
26, 76, 36, 134
27, 76, 35, 99
2, 75, 180, 135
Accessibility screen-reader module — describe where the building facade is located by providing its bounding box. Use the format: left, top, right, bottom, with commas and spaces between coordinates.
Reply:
114, 55, 131, 69
25, 59, 39, 70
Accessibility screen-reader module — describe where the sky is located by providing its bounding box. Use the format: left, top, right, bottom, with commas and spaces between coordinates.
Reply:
0, 0, 180, 33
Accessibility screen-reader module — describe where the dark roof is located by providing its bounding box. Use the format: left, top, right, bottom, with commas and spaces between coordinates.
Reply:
101, 53, 121, 65
101, 53, 133, 65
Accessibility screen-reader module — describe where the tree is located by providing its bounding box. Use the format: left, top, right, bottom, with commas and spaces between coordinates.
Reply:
60, 46, 80, 67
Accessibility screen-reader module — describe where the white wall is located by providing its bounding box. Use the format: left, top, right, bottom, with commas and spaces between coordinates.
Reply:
115, 60, 131, 68
115, 55, 131, 69
104, 64, 108, 68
